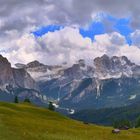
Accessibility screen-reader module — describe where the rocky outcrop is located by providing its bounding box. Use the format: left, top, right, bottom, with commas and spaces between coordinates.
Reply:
12, 68, 36, 89
0, 55, 36, 90
0, 55, 15, 86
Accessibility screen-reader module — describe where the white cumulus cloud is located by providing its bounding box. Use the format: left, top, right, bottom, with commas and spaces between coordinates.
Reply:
1, 27, 140, 66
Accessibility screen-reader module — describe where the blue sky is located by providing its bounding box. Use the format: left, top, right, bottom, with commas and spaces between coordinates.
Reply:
33, 14, 133, 45
33, 25, 64, 37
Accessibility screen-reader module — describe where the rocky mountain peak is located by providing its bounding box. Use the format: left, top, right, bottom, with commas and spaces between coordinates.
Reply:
121, 56, 135, 66
93, 54, 137, 79
94, 55, 135, 70
78, 59, 85, 67
27, 60, 45, 68
94, 54, 111, 71
0, 55, 11, 68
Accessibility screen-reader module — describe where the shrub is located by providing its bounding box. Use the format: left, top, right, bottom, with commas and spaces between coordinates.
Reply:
24, 98, 31, 103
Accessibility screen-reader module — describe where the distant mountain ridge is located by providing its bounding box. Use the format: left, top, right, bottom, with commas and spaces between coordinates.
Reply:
14, 54, 140, 110
16, 54, 140, 82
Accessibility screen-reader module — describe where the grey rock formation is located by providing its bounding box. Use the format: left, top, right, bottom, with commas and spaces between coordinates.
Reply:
0, 55, 43, 104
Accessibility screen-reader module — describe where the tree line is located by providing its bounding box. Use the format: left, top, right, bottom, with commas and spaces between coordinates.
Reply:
113, 118, 140, 128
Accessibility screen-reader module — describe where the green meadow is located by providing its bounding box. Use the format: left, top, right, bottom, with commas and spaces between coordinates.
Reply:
0, 102, 139, 140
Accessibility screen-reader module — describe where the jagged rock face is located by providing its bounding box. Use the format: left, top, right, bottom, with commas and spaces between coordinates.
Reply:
12, 68, 36, 89
64, 64, 83, 79
0, 55, 15, 86
94, 55, 134, 71
79, 59, 86, 67
0, 55, 37, 91
64, 60, 94, 80
94, 55, 136, 79
26, 60, 45, 68
132, 66, 140, 77
94, 55, 111, 72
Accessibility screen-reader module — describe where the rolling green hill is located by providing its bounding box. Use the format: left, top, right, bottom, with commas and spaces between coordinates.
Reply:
0, 102, 140, 140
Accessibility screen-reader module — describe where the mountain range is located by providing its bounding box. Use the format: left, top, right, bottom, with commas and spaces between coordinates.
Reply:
1, 54, 140, 112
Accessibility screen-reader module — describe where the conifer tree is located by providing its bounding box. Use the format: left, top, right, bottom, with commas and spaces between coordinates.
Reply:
48, 101, 55, 111
14, 96, 19, 103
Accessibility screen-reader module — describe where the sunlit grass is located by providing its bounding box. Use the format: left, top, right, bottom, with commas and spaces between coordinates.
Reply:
0, 102, 139, 140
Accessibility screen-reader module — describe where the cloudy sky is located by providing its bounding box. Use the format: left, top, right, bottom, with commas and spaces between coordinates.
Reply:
1, 0, 140, 65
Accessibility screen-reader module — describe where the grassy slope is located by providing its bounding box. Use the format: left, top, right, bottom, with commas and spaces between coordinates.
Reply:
0, 102, 139, 140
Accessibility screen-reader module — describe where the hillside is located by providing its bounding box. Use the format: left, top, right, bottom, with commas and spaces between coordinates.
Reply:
70, 102, 140, 126
0, 102, 140, 140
